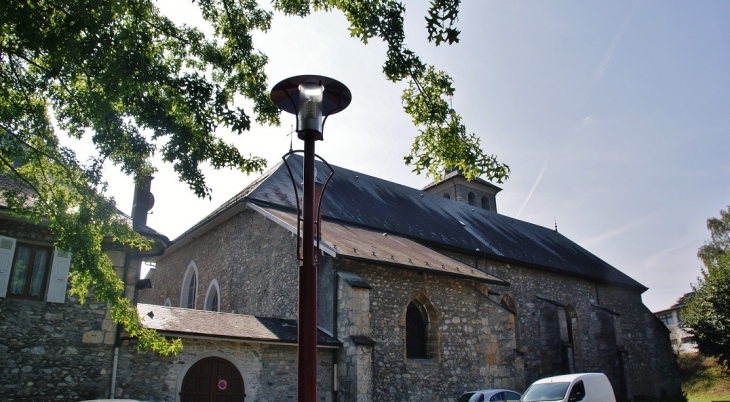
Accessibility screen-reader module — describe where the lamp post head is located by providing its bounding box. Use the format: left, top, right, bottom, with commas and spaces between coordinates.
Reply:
270, 75, 351, 141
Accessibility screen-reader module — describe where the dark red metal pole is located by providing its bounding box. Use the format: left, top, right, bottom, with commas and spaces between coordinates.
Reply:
299, 131, 318, 402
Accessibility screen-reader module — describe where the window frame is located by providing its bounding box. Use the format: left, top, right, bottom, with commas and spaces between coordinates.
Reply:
7, 242, 53, 300
0, 235, 71, 303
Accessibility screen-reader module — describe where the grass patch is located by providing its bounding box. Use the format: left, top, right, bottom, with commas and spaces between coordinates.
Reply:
679, 353, 730, 401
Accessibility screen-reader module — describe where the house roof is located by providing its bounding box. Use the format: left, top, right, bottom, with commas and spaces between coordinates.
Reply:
138, 303, 341, 346
116, 210, 169, 243
172, 154, 646, 291
0, 176, 169, 244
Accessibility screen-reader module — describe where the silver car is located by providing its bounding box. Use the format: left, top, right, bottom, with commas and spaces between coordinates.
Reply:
458, 389, 522, 402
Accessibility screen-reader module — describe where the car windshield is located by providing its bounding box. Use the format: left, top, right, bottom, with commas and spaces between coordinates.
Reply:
521, 383, 570, 402
458, 393, 477, 402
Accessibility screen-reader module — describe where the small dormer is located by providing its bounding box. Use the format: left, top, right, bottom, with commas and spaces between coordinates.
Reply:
422, 168, 502, 213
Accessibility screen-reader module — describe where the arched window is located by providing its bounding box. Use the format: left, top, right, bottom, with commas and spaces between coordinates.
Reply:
406, 302, 428, 358
205, 279, 221, 312
443, 193, 451, 199
481, 196, 490, 210
180, 261, 199, 309
404, 292, 440, 360
468, 192, 476, 206
562, 305, 578, 373
164, 298, 172, 307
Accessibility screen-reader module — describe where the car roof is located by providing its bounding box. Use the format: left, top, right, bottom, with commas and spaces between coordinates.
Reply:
531, 373, 607, 384
463, 389, 521, 396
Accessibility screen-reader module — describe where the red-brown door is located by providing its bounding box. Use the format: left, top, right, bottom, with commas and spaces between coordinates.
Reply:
181, 357, 245, 402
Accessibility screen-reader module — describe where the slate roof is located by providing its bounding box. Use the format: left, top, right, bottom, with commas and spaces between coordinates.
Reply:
138, 303, 340, 346
174, 154, 646, 291
116, 210, 169, 243
257, 206, 507, 284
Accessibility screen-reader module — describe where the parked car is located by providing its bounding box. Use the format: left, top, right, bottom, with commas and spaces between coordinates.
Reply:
520, 373, 616, 402
458, 388, 522, 402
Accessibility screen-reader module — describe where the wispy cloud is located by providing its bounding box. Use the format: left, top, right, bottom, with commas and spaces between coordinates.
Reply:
574, 0, 640, 110
592, 0, 640, 83
581, 216, 650, 247
640, 242, 695, 271
516, 161, 548, 219
575, 116, 594, 130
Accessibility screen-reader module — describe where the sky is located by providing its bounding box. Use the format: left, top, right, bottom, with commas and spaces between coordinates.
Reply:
78, 1, 730, 312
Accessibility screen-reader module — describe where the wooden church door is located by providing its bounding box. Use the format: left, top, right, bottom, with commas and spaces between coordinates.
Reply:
181, 357, 245, 402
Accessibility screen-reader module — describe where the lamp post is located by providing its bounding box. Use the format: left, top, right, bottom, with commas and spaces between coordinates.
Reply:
270, 75, 351, 402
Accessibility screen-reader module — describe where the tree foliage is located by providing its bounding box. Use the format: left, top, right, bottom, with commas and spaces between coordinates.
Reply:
1, 0, 508, 354
683, 206, 730, 371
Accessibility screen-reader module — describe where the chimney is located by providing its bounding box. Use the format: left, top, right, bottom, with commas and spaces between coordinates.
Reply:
131, 176, 154, 227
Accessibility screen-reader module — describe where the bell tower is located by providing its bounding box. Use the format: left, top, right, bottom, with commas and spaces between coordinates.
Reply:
422, 168, 502, 213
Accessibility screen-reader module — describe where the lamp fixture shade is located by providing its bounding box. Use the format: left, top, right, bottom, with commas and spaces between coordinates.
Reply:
270, 75, 352, 119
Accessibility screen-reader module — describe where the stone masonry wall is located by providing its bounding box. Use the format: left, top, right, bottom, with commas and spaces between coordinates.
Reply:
340, 260, 521, 401
141, 209, 300, 319
0, 219, 119, 401
116, 338, 335, 402
336, 270, 373, 402
472, 257, 681, 398
0, 294, 114, 401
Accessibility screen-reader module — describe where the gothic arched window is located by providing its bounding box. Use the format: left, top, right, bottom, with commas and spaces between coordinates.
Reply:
404, 293, 439, 360
205, 279, 221, 312
181, 261, 199, 309
406, 302, 428, 358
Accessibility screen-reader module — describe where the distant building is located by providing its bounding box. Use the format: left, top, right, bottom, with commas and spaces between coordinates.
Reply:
654, 299, 697, 354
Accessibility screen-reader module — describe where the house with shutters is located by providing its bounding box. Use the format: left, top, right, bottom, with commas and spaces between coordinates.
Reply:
131, 154, 681, 402
0, 176, 169, 401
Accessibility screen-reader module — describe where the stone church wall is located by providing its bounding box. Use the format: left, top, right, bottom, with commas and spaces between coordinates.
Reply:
474, 257, 681, 398
142, 209, 300, 320
140, 207, 680, 399
339, 260, 522, 401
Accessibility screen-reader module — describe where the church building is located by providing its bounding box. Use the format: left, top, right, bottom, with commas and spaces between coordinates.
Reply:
130, 154, 680, 401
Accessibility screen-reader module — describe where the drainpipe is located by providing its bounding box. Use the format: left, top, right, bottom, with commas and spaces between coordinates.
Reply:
110, 346, 119, 398
110, 248, 129, 400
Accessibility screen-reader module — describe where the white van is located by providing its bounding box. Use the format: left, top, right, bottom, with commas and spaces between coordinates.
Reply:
520, 373, 616, 402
